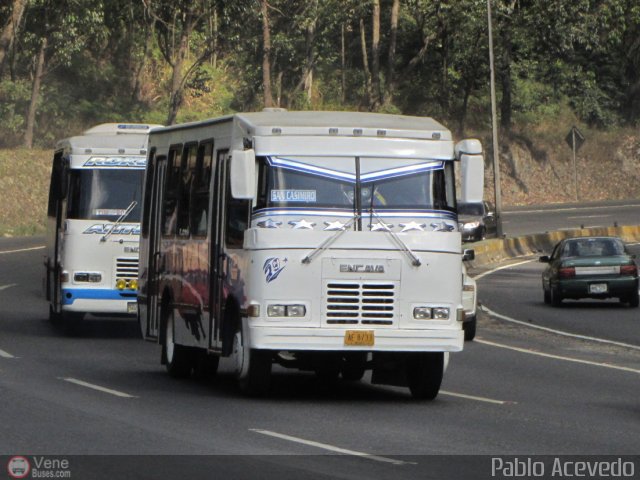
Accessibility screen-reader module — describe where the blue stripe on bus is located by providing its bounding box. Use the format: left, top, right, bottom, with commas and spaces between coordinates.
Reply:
61, 289, 137, 305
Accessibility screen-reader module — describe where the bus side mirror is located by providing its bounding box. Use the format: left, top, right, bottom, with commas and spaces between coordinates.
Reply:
460, 154, 484, 204
230, 149, 256, 200
463, 249, 475, 261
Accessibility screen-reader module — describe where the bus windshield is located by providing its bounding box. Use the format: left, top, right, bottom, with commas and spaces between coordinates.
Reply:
256, 156, 456, 212
67, 169, 144, 222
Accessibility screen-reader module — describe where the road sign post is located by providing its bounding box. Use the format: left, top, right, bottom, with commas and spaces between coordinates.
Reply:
565, 126, 585, 202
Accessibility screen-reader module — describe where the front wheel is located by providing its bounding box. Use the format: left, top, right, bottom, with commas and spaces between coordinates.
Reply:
233, 326, 271, 396
164, 308, 193, 378
406, 352, 444, 400
463, 316, 477, 341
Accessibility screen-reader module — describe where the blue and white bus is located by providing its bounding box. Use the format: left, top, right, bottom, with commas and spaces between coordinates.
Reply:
44, 123, 161, 328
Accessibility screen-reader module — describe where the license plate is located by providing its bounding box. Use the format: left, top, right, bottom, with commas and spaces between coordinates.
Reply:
127, 302, 137, 314
344, 330, 374, 346
589, 283, 608, 294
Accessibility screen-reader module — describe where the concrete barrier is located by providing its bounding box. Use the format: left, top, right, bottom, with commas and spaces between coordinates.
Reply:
466, 225, 640, 267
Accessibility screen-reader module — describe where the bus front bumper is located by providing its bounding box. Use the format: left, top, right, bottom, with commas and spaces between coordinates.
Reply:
247, 325, 464, 352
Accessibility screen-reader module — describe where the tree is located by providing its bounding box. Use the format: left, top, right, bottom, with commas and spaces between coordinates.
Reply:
0, 0, 28, 75
144, 0, 217, 125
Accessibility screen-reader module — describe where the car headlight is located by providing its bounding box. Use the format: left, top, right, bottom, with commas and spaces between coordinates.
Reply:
464, 221, 480, 229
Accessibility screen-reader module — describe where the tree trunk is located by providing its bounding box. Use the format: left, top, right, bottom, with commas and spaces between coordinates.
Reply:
303, 0, 317, 103
370, 0, 381, 109
341, 23, 346, 104
166, 24, 190, 125
0, 0, 28, 75
384, 0, 399, 105
24, 36, 47, 149
261, 0, 274, 108
360, 18, 372, 108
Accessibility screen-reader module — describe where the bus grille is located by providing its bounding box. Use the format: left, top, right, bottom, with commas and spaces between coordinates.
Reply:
325, 282, 396, 325
116, 257, 138, 280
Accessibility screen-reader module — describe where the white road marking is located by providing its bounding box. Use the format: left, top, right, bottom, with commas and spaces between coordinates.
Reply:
566, 214, 611, 219
477, 339, 640, 374
0, 245, 45, 255
481, 305, 640, 352
60, 377, 137, 398
0, 283, 17, 291
249, 429, 415, 465
473, 259, 535, 281
440, 390, 513, 405
0, 348, 16, 359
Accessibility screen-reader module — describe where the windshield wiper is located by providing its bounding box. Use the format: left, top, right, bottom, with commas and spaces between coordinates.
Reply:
301, 214, 359, 265
368, 207, 422, 267
100, 201, 137, 243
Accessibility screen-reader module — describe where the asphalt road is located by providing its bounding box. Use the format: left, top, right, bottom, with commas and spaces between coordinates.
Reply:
1, 217, 639, 478
501, 199, 640, 237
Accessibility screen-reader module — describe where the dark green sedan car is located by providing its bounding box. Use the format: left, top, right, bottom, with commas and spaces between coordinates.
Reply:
540, 236, 639, 307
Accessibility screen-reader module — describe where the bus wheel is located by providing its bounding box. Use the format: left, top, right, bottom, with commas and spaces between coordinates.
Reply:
233, 326, 271, 396
48, 305, 61, 325
164, 309, 192, 378
341, 353, 367, 381
406, 352, 444, 400
194, 352, 220, 380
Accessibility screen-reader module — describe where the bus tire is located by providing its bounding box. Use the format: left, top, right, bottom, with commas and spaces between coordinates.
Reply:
463, 316, 477, 341
406, 352, 444, 400
341, 353, 367, 381
48, 305, 61, 325
164, 307, 192, 379
233, 325, 271, 396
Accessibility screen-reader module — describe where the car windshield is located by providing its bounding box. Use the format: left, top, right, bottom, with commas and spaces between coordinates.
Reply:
67, 169, 144, 221
458, 203, 484, 216
561, 238, 625, 258
256, 156, 456, 212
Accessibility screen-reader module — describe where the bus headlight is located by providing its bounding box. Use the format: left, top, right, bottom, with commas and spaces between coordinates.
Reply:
432, 307, 450, 320
267, 304, 306, 317
413, 307, 450, 320
74, 272, 102, 283
413, 307, 432, 320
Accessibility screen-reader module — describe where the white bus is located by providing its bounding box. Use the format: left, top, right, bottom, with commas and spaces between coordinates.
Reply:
138, 111, 483, 399
44, 123, 161, 328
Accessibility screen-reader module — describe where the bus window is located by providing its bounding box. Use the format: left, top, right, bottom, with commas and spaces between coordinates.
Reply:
177, 144, 197, 237
162, 146, 181, 236
191, 142, 213, 237
66, 169, 144, 222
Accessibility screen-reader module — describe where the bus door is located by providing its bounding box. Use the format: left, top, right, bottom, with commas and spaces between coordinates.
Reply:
145, 155, 167, 339
208, 150, 229, 352
46, 153, 68, 311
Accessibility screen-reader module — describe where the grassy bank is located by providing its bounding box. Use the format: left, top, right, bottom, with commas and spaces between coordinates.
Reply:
0, 149, 51, 237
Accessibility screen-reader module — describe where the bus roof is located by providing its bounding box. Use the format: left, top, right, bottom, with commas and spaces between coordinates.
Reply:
153, 111, 452, 141
56, 123, 163, 153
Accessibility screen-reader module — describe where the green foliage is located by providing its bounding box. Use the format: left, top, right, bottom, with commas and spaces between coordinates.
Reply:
2, 0, 640, 147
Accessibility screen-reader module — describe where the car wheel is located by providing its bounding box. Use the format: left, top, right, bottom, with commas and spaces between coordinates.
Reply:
406, 352, 444, 400
625, 291, 639, 308
550, 286, 563, 307
543, 288, 551, 305
463, 316, 477, 341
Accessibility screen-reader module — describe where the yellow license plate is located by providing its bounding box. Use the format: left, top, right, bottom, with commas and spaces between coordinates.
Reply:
344, 330, 374, 346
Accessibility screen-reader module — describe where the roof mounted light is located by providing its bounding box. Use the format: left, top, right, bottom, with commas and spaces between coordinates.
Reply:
272, 127, 282, 135
329, 128, 338, 135
353, 129, 363, 136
